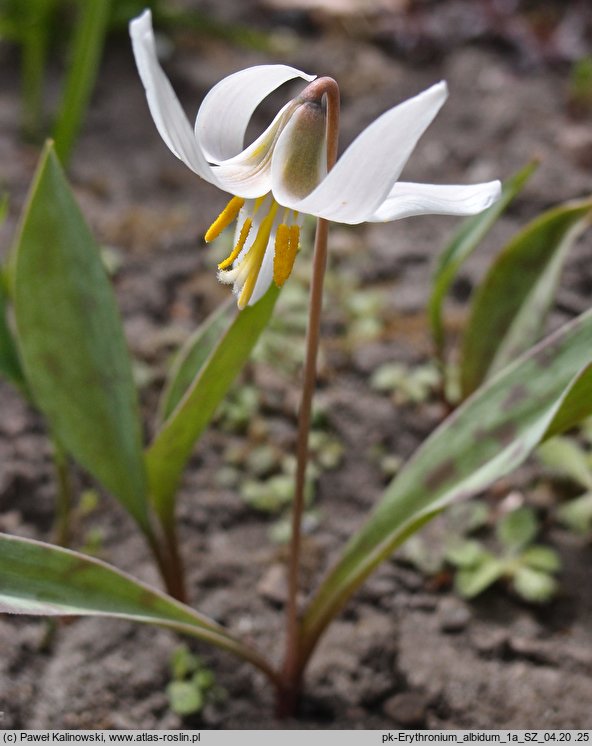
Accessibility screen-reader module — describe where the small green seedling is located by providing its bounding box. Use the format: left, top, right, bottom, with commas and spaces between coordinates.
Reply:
343, 287, 386, 343
167, 645, 223, 717
402, 500, 489, 576
371, 361, 440, 405
216, 385, 260, 434
538, 433, 592, 536
447, 506, 561, 603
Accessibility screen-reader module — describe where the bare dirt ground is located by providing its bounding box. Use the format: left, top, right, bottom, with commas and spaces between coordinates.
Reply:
1, 0, 592, 729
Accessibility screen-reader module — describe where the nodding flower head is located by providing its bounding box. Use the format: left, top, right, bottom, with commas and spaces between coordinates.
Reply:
130, 10, 501, 308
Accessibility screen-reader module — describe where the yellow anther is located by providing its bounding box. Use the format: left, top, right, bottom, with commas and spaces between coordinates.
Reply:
276, 224, 290, 251
289, 224, 300, 250
273, 224, 300, 287
218, 218, 252, 270
204, 196, 245, 243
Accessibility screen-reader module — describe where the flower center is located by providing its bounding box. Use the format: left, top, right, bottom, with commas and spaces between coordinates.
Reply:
204, 194, 301, 308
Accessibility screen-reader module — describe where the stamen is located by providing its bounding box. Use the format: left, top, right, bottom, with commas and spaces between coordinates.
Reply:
237, 204, 278, 309
289, 224, 300, 249
218, 218, 252, 270
204, 196, 245, 243
253, 196, 266, 216
273, 224, 300, 287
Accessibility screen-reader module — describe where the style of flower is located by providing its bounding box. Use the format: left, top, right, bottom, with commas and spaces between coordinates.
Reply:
130, 10, 501, 309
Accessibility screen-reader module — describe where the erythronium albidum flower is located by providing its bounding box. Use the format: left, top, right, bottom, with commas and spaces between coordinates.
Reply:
130, 10, 501, 309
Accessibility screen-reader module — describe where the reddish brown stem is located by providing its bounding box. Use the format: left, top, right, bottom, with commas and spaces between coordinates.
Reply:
279, 76, 340, 718
162, 521, 188, 604
147, 522, 188, 604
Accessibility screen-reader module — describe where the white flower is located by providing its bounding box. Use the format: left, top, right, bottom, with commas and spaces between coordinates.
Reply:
130, 10, 501, 309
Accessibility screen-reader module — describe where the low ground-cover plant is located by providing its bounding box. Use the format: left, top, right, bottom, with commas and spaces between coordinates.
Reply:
538, 425, 592, 536
401, 491, 563, 604
166, 644, 224, 717
447, 505, 561, 603
2, 11, 592, 717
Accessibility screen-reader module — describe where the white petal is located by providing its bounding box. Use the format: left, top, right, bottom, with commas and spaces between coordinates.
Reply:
195, 65, 316, 164
129, 11, 217, 183
213, 101, 298, 199
274, 81, 448, 224
368, 180, 502, 222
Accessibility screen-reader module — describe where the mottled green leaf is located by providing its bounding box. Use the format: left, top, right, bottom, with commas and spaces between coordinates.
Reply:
12, 143, 149, 531
301, 309, 592, 661
146, 286, 279, 526
429, 161, 538, 362
0, 532, 269, 670
543, 368, 592, 440
158, 298, 234, 424
460, 198, 592, 398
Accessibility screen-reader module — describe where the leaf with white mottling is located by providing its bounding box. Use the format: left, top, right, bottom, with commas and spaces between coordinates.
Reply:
301, 308, 592, 661
461, 198, 592, 398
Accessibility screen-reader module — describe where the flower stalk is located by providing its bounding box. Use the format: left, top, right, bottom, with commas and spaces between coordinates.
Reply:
279, 77, 340, 718
161, 521, 188, 605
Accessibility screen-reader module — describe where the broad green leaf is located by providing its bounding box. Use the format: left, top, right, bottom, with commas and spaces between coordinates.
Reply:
12, 143, 149, 531
537, 436, 592, 490
0, 276, 26, 390
428, 161, 538, 362
301, 309, 592, 662
0, 532, 273, 678
146, 286, 280, 525
460, 198, 592, 398
496, 507, 537, 551
158, 298, 234, 424
53, 0, 111, 166
543, 367, 592, 440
